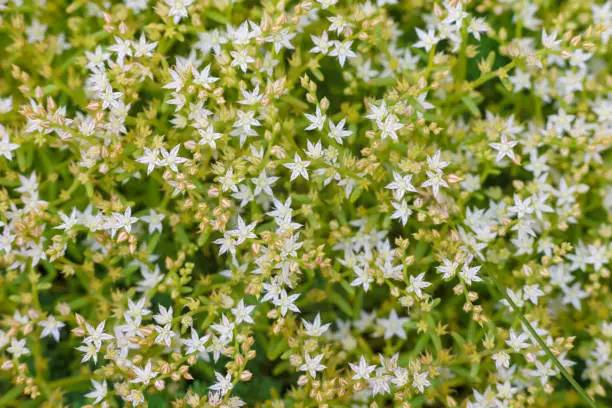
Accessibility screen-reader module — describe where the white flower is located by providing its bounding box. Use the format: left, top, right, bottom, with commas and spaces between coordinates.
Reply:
231, 299, 255, 324
302, 313, 331, 337
108, 36, 133, 65
391, 201, 412, 226
0, 128, 19, 161
84, 321, 113, 351
459, 262, 482, 285
76, 342, 98, 364
327, 118, 352, 144
165, 0, 194, 24
316, 0, 338, 9
284, 154, 310, 181
211, 314, 235, 341
154, 323, 176, 347
349, 356, 376, 380
273, 290, 300, 316
329, 41, 357, 67
368, 371, 392, 396
377, 309, 409, 340
523, 284, 544, 305
305, 106, 326, 131
56, 209, 80, 230
468, 17, 489, 41
492, 351, 510, 370
378, 114, 403, 141
506, 329, 529, 352
412, 371, 431, 393
252, 171, 278, 196
239, 86, 263, 105
310, 31, 332, 55
141, 210, 165, 234
228, 216, 257, 244
421, 170, 448, 198
132, 34, 158, 57
327, 16, 352, 35
437, 258, 459, 280
561, 282, 588, 310
427, 150, 449, 172
509, 69, 531, 92
366, 100, 388, 122
299, 352, 326, 378
386, 172, 416, 200
160, 145, 188, 172
26, 18, 47, 43
230, 49, 254, 73
265, 29, 296, 53
153, 305, 173, 325
182, 329, 210, 355
210, 371, 233, 396
508, 194, 533, 218
127, 297, 151, 319
541, 29, 561, 50
38, 315, 66, 342
136, 148, 160, 175
489, 135, 518, 163
131, 360, 158, 385
7, 338, 30, 358
407, 273, 431, 299
0, 96, 13, 113
192, 64, 219, 89
127, 390, 145, 406
351, 266, 374, 292
85, 380, 108, 404
414, 28, 440, 52
115, 207, 139, 234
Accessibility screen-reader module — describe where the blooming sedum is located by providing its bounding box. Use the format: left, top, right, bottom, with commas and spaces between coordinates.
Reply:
0, 0, 611, 406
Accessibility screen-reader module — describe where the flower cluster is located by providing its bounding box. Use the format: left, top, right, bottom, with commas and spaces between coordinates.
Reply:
0, 0, 610, 407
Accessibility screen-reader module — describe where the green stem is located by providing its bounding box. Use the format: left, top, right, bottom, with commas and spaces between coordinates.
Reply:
0, 386, 25, 407
48, 375, 92, 389
456, 22, 469, 83
488, 272, 598, 408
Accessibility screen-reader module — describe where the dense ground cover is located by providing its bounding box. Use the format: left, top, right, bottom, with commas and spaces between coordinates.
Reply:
0, 0, 610, 407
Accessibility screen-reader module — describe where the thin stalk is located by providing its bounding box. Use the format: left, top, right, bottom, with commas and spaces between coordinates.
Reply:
487, 272, 598, 408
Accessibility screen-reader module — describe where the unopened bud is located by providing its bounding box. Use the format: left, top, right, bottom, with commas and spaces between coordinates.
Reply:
239, 370, 252, 381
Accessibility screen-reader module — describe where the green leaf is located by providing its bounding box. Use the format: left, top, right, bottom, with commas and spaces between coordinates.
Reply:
266, 338, 288, 360
329, 292, 353, 317
204, 10, 230, 24
461, 95, 481, 117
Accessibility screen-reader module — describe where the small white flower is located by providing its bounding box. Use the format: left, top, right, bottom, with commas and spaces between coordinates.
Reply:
7, 338, 30, 358
377, 309, 409, 340
273, 290, 300, 316
231, 299, 255, 325
302, 313, 331, 337
414, 28, 440, 52
210, 371, 233, 396
412, 371, 431, 393
0, 127, 19, 161
299, 352, 326, 378
284, 154, 310, 181
349, 356, 377, 380
85, 380, 108, 404
327, 118, 352, 144
38, 315, 66, 342
165, 0, 195, 24
329, 41, 357, 67
131, 360, 158, 385
489, 135, 518, 163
